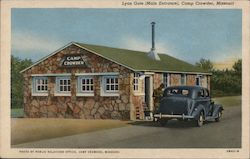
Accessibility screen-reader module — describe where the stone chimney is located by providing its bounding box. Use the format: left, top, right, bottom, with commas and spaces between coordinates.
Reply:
148, 22, 160, 61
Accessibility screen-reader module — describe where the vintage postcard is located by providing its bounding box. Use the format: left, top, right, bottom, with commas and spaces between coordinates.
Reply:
0, 0, 249, 158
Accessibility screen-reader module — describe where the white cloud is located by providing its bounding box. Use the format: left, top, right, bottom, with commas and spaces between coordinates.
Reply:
12, 30, 64, 53
119, 35, 173, 55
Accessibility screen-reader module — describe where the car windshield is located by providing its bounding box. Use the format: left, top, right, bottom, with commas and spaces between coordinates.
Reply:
164, 88, 191, 97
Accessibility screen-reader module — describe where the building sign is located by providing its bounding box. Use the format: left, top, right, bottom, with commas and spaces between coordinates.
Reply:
60, 54, 89, 67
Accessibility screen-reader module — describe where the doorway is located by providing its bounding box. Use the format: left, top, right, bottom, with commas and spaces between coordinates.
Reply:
144, 76, 152, 118
144, 77, 150, 108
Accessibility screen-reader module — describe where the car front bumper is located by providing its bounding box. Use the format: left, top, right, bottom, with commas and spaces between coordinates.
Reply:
153, 113, 194, 120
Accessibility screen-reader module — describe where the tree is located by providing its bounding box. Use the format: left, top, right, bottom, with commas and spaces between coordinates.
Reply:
11, 55, 32, 108
232, 59, 242, 93
210, 59, 242, 97
232, 59, 242, 76
195, 58, 214, 71
195, 58, 242, 97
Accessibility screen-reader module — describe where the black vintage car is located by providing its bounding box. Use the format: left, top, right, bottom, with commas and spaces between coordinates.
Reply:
153, 86, 224, 127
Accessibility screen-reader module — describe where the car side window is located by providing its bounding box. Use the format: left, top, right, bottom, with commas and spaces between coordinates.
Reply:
197, 89, 204, 98
164, 88, 190, 97
204, 89, 210, 98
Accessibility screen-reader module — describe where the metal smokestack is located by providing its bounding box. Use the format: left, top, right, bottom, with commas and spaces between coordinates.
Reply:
148, 22, 160, 61
151, 22, 155, 51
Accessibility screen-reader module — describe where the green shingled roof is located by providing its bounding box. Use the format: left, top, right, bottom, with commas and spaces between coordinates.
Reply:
76, 42, 208, 73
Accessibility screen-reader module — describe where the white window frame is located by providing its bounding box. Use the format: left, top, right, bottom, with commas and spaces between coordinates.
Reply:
180, 74, 187, 85
55, 76, 71, 96
32, 77, 48, 96
133, 73, 139, 92
163, 73, 170, 88
101, 76, 119, 96
76, 76, 94, 96
133, 72, 145, 96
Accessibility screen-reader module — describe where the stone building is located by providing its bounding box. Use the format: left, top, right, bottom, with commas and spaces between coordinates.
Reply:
21, 42, 211, 120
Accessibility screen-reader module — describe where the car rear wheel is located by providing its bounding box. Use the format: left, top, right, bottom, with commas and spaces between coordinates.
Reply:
215, 110, 222, 122
197, 111, 204, 127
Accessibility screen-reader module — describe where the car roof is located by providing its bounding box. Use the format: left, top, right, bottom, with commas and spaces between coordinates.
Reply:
166, 85, 207, 91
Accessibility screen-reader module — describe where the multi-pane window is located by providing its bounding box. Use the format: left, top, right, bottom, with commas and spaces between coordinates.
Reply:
133, 73, 139, 91
32, 77, 48, 95
35, 78, 48, 92
56, 77, 71, 95
163, 73, 169, 88
76, 76, 94, 96
105, 76, 119, 92
59, 79, 71, 92
80, 77, 94, 92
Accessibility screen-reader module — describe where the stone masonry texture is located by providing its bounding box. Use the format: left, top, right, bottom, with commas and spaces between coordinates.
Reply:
23, 44, 132, 120
23, 44, 211, 120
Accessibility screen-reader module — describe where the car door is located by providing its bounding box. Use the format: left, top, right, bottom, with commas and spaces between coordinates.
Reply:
196, 88, 210, 116
203, 88, 212, 116
204, 88, 213, 115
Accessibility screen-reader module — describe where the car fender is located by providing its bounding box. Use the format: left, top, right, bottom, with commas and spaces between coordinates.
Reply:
212, 104, 224, 117
191, 105, 206, 120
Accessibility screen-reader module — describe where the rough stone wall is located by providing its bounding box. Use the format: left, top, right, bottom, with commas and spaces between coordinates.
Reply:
23, 44, 132, 120
170, 74, 181, 86
153, 73, 163, 89
186, 74, 211, 90
170, 74, 211, 90
186, 75, 196, 86
131, 95, 144, 120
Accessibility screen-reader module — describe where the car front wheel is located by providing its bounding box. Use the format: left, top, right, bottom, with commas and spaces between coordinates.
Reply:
197, 111, 204, 127
215, 110, 222, 122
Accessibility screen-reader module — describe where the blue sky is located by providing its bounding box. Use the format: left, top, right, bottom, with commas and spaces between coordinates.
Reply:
11, 9, 242, 64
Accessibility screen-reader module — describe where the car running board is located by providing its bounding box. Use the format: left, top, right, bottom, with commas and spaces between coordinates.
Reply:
205, 115, 218, 120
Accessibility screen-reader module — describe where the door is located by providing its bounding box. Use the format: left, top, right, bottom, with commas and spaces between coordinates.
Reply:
144, 77, 150, 113
144, 74, 154, 118
197, 88, 210, 116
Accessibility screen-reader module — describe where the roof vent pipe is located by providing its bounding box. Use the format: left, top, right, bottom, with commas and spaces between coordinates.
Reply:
148, 22, 160, 61
151, 22, 156, 51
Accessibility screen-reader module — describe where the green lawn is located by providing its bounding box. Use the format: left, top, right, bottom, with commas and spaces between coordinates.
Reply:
11, 108, 24, 118
212, 96, 241, 107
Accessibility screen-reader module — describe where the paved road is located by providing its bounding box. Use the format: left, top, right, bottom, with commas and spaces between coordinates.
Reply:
14, 106, 241, 148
